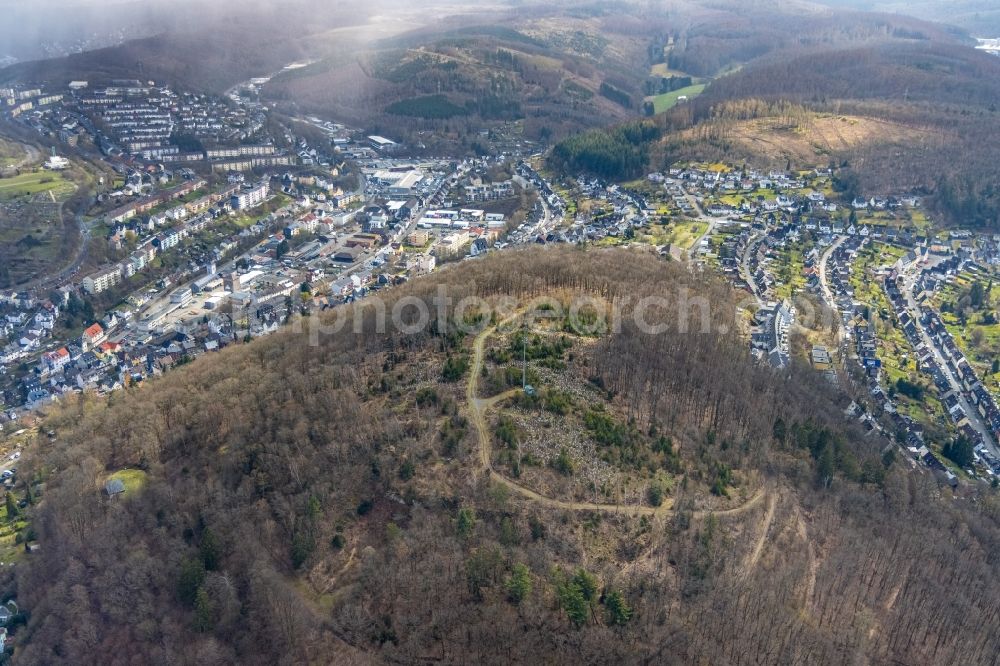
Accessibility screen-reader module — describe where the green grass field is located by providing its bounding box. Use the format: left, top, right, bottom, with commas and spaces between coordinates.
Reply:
774, 242, 808, 300
0, 170, 72, 200
0, 501, 28, 565
636, 220, 708, 250
649, 83, 707, 114
229, 192, 291, 228
649, 63, 689, 77
106, 469, 148, 496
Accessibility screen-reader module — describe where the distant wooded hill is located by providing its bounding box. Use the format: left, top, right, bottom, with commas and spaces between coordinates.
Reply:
816, 0, 1000, 36
654, 40, 1000, 227
550, 9, 1000, 227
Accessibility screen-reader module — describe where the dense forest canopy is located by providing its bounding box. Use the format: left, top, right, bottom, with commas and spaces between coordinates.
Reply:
9, 248, 1000, 664
548, 121, 660, 179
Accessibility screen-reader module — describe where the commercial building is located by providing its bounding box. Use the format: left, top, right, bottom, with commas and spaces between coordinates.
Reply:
170, 287, 193, 306
368, 135, 397, 151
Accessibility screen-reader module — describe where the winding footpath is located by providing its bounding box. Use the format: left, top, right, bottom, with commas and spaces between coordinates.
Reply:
464, 314, 767, 517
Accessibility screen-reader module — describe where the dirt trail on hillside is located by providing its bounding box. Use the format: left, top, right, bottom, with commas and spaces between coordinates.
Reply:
740, 491, 777, 577
465, 312, 767, 518
795, 506, 818, 609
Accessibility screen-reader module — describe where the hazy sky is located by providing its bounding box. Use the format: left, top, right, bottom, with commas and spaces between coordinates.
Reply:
0, 0, 170, 60
0, 0, 318, 61
0, 0, 489, 64
1, 0, 989, 66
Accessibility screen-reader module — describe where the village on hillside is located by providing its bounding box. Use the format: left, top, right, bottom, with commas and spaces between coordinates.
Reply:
3, 76, 1000, 503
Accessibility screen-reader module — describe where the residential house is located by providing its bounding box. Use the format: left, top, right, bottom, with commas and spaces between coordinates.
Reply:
81, 323, 106, 350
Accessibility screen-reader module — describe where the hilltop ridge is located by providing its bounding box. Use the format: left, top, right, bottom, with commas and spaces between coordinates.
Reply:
8, 247, 1000, 665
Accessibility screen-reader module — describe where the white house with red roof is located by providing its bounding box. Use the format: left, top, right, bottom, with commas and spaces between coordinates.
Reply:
81, 323, 106, 350
41, 347, 71, 373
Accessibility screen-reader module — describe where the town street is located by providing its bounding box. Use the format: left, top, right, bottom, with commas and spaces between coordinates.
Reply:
900, 258, 1000, 457
818, 234, 848, 351
740, 231, 766, 307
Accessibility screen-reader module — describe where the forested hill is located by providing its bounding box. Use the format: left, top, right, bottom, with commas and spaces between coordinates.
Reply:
678, 39, 1000, 227
9, 247, 1000, 664
659, 5, 967, 78
700, 40, 1000, 110
550, 18, 1000, 227
548, 120, 661, 179
815, 0, 1000, 36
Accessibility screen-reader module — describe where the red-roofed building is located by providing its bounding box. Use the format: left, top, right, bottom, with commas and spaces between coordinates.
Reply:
82, 323, 106, 350
42, 347, 71, 373
98, 341, 121, 356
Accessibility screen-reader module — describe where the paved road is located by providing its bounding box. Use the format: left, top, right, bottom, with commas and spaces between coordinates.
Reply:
740, 231, 766, 307
688, 217, 718, 261
899, 261, 999, 457
817, 236, 845, 308
534, 194, 553, 235
818, 235, 848, 351
681, 191, 720, 261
